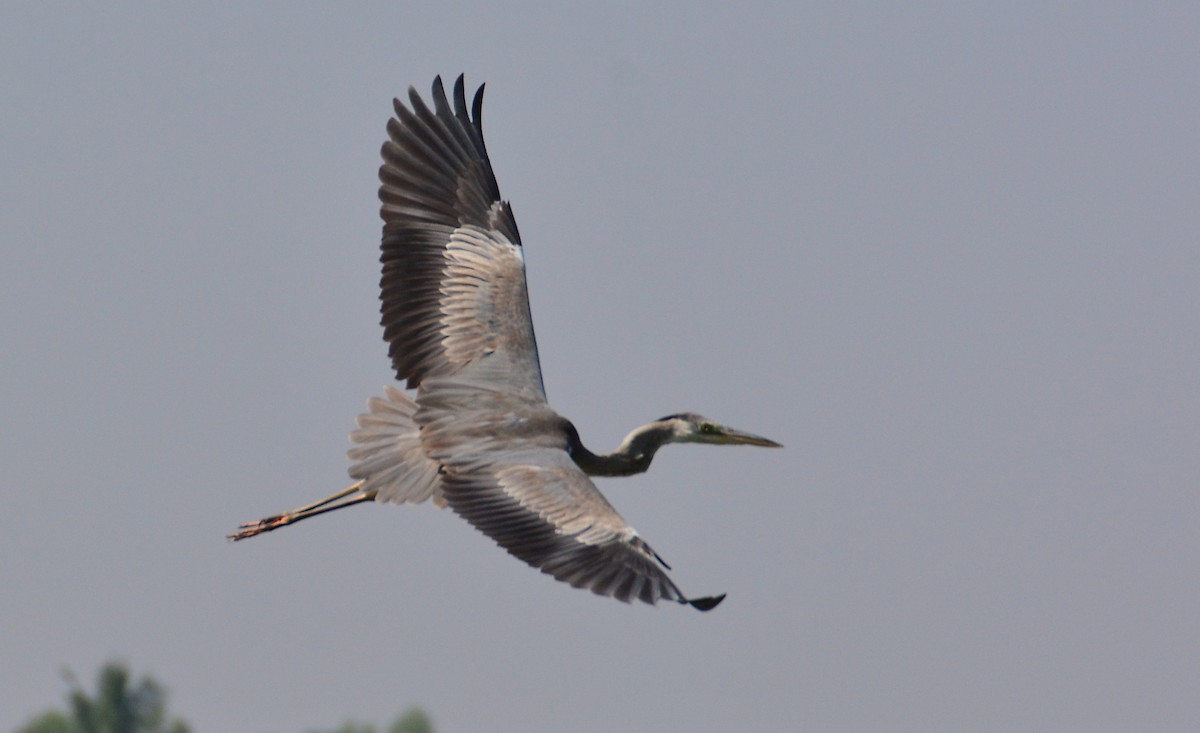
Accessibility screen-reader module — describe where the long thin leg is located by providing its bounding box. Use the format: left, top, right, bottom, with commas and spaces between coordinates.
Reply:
228, 481, 375, 541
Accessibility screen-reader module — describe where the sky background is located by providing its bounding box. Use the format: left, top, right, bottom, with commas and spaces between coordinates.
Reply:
2, 3, 1197, 732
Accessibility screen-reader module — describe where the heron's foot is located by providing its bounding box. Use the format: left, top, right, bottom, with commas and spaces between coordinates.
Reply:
227, 513, 293, 541
686, 593, 726, 612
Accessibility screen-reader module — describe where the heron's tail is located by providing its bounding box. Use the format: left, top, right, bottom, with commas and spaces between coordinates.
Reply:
348, 385, 445, 507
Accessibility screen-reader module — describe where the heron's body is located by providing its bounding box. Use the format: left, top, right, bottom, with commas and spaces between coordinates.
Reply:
231, 76, 780, 610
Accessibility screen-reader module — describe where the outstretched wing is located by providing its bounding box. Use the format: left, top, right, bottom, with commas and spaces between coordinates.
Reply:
416, 379, 723, 610
378, 75, 544, 397
446, 453, 699, 606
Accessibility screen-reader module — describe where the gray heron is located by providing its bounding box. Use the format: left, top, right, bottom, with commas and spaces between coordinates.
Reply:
230, 76, 781, 611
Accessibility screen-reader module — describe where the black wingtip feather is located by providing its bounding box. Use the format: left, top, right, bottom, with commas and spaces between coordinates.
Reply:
686, 593, 726, 612
472, 82, 486, 130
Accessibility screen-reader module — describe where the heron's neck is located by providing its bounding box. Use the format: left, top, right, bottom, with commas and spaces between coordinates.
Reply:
567, 421, 671, 477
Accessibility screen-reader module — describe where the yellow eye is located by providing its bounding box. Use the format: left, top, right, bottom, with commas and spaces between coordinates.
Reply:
701, 423, 718, 434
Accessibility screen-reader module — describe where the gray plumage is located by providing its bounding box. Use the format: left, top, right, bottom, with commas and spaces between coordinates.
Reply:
230, 76, 780, 612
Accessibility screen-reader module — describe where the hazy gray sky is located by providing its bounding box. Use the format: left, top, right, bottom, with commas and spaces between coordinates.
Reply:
3, 3, 1197, 732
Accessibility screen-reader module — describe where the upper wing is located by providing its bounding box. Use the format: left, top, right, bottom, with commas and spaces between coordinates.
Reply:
378, 75, 544, 397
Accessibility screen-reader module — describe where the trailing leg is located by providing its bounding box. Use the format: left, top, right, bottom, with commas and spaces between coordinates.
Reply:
228, 481, 374, 541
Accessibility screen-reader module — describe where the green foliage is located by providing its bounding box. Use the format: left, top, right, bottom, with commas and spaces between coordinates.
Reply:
14, 662, 189, 733
387, 709, 433, 733
16, 661, 433, 733
305, 708, 434, 733
304, 723, 377, 733
15, 711, 74, 733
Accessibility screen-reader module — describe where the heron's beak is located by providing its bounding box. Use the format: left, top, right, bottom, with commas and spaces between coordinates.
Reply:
716, 426, 782, 448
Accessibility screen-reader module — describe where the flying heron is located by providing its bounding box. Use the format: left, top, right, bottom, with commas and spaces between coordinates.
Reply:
230, 76, 781, 611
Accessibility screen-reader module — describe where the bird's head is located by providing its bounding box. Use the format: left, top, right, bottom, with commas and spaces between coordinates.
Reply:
656, 413, 782, 448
